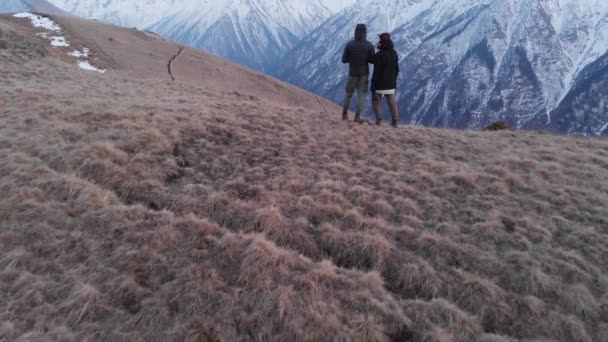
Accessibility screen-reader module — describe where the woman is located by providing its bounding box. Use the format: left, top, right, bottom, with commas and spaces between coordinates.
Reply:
371, 32, 399, 127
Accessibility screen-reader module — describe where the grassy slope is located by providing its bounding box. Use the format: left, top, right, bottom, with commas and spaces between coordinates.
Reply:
1, 16, 608, 342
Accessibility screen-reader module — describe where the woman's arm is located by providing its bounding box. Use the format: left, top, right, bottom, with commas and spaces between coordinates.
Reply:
342, 44, 350, 64
394, 51, 399, 78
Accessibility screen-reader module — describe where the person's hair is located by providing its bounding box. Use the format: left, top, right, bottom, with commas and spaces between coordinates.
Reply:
378, 33, 392, 49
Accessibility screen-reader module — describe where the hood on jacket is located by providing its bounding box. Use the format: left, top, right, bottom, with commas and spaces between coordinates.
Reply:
354, 24, 367, 41
378, 32, 394, 49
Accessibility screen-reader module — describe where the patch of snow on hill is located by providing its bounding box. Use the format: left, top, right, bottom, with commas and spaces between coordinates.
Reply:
13, 12, 61, 31
13, 12, 105, 73
78, 61, 105, 73
69, 48, 90, 58
49, 35, 69, 47
36, 32, 69, 47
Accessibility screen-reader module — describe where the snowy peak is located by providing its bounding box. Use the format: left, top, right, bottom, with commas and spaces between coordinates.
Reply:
238, 0, 330, 38
45, 0, 355, 71
46, 0, 192, 28
45, 0, 355, 31
147, 0, 344, 70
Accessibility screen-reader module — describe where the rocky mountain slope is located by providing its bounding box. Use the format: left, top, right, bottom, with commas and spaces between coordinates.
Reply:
0, 0, 65, 14
277, 0, 608, 135
2, 13, 608, 342
147, 0, 336, 71
45, 0, 189, 28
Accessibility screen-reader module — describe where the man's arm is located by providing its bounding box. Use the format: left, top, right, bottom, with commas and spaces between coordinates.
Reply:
370, 51, 376, 92
342, 44, 350, 64
373, 51, 383, 80
370, 51, 380, 93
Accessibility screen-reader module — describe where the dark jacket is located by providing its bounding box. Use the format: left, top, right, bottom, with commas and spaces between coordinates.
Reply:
371, 40, 399, 91
342, 24, 375, 77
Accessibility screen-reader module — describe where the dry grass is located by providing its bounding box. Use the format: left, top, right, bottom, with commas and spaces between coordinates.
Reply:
1, 17, 608, 342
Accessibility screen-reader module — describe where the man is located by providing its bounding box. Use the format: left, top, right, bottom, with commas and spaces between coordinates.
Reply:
342, 24, 375, 122
371, 32, 399, 127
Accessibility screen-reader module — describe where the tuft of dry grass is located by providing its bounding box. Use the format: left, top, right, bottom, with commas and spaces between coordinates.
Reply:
1, 15, 608, 341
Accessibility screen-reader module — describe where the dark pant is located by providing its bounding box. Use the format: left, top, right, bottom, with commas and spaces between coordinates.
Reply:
342, 75, 368, 116
372, 93, 398, 124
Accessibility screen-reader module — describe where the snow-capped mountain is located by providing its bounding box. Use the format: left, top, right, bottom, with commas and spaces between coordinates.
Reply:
0, 0, 65, 14
277, 0, 608, 135
46, 0, 356, 71
148, 0, 353, 71
46, 0, 189, 28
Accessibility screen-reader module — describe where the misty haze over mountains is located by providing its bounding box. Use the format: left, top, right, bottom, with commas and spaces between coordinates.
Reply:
4, 0, 607, 135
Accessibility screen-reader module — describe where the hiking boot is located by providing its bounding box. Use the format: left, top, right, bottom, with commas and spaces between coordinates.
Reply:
375, 118, 382, 126
342, 113, 348, 120
390, 120, 398, 128
354, 113, 362, 123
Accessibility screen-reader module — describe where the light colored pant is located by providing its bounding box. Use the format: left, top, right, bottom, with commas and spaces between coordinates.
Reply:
342, 75, 369, 115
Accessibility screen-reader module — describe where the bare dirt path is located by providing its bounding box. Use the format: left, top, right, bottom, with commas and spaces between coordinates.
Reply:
167, 46, 184, 81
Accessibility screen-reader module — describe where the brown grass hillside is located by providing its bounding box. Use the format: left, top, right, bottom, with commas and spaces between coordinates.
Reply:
1, 14, 608, 342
